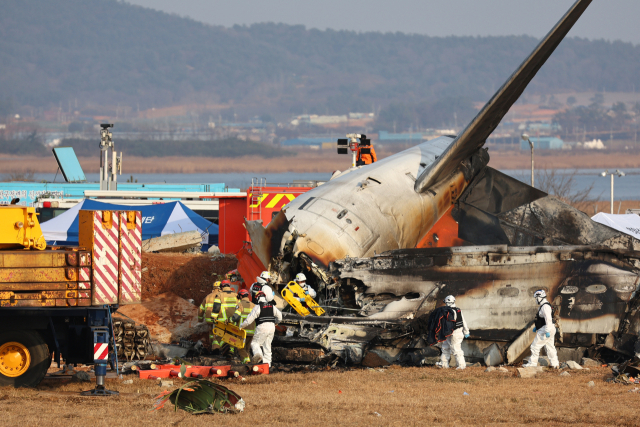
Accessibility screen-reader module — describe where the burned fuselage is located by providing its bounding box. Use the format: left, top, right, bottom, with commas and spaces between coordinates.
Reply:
241, 0, 640, 364
331, 245, 640, 336
326, 244, 640, 364
245, 0, 596, 292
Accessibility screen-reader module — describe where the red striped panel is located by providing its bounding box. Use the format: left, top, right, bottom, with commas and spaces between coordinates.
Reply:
94, 343, 109, 360
118, 211, 142, 304
79, 267, 91, 282
91, 211, 119, 305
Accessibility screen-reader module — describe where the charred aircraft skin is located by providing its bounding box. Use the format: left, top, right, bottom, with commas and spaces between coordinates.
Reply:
241, 0, 640, 365
246, 0, 595, 289
331, 245, 640, 337
246, 139, 489, 281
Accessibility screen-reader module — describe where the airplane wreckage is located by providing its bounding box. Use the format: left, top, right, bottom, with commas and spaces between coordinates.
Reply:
243, 0, 640, 367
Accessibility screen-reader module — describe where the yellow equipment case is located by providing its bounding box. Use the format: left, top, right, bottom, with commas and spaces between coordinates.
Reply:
213, 320, 247, 349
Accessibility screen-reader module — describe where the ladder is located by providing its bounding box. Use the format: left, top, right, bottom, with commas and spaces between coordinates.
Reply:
249, 177, 266, 222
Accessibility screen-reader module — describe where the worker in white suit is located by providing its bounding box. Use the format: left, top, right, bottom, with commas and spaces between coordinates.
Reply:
439, 295, 470, 370
523, 290, 559, 368
240, 290, 282, 366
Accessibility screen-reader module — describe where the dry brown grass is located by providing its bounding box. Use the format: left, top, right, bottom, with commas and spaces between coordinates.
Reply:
580, 200, 640, 216
0, 366, 635, 426
4, 148, 640, 175
488, 150, 640, 170
0, 151, 351, 174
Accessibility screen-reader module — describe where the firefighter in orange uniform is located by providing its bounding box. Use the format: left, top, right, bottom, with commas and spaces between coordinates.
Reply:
356, 138, 377, 165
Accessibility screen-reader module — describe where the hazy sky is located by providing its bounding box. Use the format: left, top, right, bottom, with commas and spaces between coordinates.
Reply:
126, 0, 640, 44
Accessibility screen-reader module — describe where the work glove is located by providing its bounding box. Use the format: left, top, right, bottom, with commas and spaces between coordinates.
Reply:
298, 297, 305, 302
533, 327, 537, 333
464, 334, 470, 339
545, 332, 550, 338
305, 290, 309, 295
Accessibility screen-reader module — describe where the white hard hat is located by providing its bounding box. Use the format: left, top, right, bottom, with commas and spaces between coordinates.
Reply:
295, 273, 307, 283
534, 290, 546, 299
257, 271, 271, 284
444, 295, 455, 306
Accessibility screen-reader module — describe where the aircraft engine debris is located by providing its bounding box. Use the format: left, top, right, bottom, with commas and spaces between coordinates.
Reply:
153, 376, 245, 414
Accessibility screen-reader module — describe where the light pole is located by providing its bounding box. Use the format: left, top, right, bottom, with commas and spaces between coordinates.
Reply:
600, 169, 625, 214
521, 133, 534, 187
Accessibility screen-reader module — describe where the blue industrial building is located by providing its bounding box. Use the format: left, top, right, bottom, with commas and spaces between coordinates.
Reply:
520, 137, 564, 150
378, 131, 424, 143
281, 136, 341, 147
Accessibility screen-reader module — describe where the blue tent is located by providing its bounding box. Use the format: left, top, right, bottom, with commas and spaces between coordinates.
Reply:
40, 199, 218, 249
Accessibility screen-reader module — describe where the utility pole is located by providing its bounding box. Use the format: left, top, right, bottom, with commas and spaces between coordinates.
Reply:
522, 133, 534, 187
601, 170, 625, 214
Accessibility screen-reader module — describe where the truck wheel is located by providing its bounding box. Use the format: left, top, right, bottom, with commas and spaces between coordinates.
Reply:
0, 330, 50, 388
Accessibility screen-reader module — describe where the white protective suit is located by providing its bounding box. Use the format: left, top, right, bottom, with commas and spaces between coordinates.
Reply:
440, 307, 469, 369
300, 283, 316, 299
524, 299, 559, 368
240, 296, 282, 366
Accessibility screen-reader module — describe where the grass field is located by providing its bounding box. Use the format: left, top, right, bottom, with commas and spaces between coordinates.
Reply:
0, 365, 635, 426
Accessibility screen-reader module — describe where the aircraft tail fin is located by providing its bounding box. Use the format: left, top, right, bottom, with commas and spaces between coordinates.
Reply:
415, 0, 592, 193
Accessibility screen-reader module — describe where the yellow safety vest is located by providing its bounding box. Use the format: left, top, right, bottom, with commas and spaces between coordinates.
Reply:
235, 298, 256, 335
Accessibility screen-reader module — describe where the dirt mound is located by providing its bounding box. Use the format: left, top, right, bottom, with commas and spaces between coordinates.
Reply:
142, 253, 237, 305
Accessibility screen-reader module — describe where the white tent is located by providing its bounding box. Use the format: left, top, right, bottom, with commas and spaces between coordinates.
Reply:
591, 212, 640, 240
40, 199, 217, 248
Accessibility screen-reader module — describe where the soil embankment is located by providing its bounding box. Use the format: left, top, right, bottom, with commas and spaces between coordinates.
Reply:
141, 253, 237, 306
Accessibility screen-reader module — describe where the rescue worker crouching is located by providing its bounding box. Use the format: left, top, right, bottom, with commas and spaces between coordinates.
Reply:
198, 281, 223, 351
240, 290, 282, 366
294, 272, 316, 302
231, 289, 255, 364
523, 290, 559, 369
438, 295, 470, 370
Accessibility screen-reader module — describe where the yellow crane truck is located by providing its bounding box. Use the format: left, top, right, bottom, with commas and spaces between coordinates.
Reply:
0, 205, 142, 394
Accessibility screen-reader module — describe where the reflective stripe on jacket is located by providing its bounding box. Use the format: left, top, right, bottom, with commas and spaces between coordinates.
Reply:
238, 299, 256, 335
198, 290, 220, 323
219, 291, 238, 321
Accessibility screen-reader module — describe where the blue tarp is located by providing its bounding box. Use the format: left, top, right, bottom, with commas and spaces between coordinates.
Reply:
40, 199, 218, 249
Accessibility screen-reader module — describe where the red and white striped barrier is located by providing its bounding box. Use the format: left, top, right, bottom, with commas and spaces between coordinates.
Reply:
118, 211, 142, 304
94, 343, 109, 361
79, 210, 120, 305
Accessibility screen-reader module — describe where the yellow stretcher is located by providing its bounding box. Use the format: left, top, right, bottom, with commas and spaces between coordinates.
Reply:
281, 281, 325, 316
212, 320, 246, 349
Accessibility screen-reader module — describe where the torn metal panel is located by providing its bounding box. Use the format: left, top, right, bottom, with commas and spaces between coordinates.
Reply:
281, 314, 410, 364
455, 166, 623, 247
331, 245, 640, 340
483, 343, 504, 366
506, 324, 536, 364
